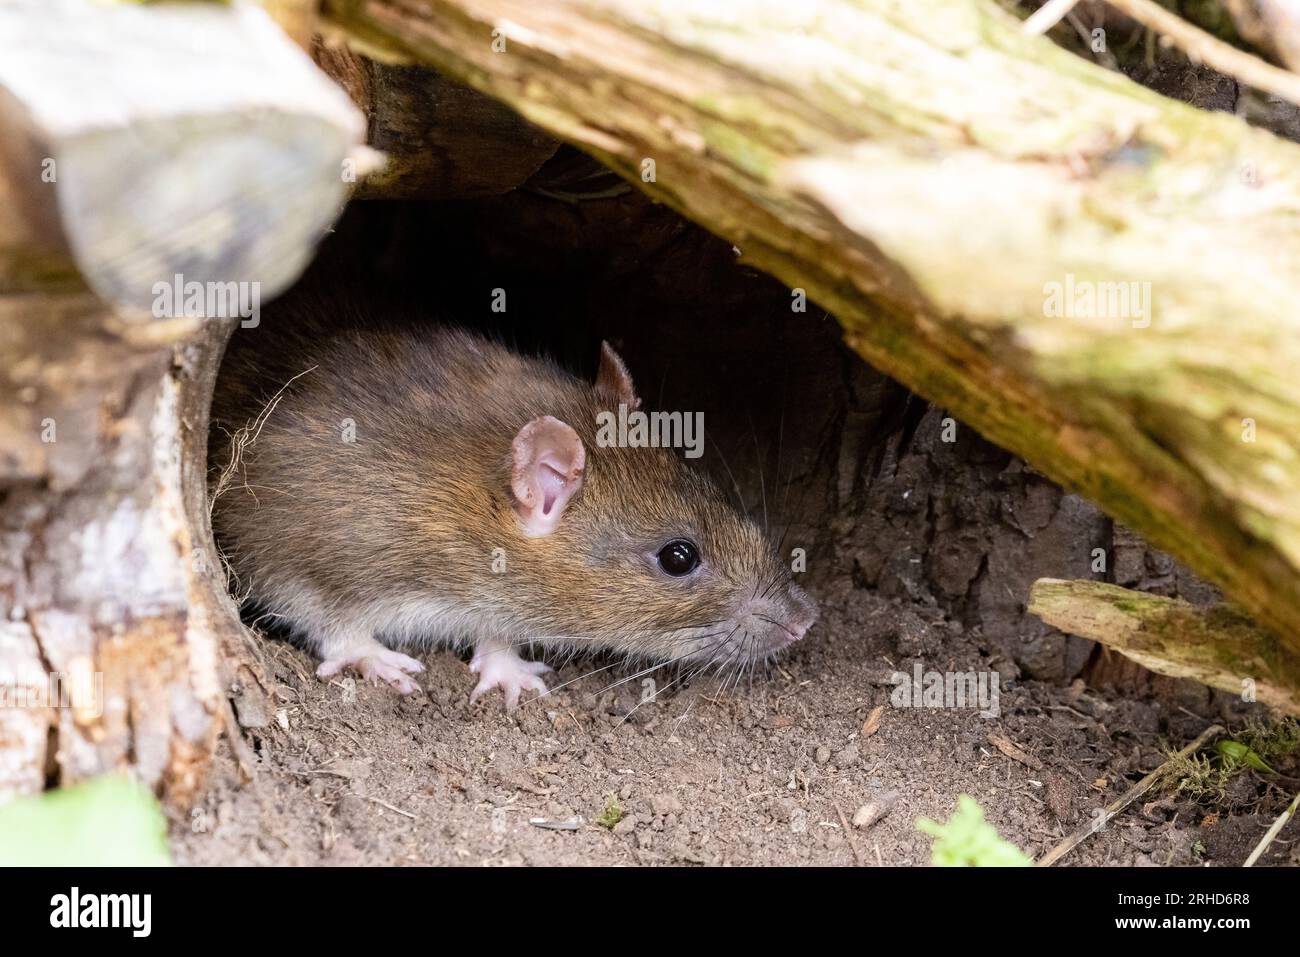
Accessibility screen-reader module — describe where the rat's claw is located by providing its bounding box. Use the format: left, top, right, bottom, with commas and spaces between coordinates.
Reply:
318, 648, 425, 695
468, 641, 551, 710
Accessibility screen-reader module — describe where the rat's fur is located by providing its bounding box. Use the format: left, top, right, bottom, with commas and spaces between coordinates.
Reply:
209, 301, 816, 704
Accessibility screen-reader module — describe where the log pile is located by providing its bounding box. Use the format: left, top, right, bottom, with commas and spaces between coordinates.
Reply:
4, 0, 1300, 807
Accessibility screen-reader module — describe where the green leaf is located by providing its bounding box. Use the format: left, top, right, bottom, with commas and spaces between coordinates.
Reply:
1216, 740, 1277, 774
0, 775, 171, 866
595, 793, 624, 830
917, 794, 1031, 867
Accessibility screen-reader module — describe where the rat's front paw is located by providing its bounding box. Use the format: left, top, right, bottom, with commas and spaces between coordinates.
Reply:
468, 640, 551, 710
318, 648, 425, 695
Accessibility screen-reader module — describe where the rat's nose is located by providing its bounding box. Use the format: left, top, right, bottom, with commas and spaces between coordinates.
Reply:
744, 581, 818, 652
782, 582, 818, 641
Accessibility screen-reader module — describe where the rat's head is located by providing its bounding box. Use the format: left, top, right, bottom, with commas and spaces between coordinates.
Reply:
501, 342, 817, 673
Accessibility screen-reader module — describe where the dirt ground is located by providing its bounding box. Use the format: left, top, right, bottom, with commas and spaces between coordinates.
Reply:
173, 574, 1296, 867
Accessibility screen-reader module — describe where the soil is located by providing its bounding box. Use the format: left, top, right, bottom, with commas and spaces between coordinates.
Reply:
173, 576, 1297, 866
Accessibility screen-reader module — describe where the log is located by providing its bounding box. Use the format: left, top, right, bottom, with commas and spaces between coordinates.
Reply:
0, 0, 367, 803
0, 293, 232, 805
0, 0, 368, 310
313, 41, 560, 199
1028, 579, 1300, 715
322, 0, 1300, 665
1223, 0, 1300, 71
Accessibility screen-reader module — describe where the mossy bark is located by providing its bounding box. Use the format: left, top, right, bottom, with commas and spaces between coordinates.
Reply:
322, 0, 1300, 659
1029, 579, 1300, 714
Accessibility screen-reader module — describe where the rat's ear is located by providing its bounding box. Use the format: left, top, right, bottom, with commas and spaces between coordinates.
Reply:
511, 415, 586, 537
594, 341, 641, 410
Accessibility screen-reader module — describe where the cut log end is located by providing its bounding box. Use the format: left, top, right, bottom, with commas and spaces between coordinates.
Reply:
1028, 578, 1300, 715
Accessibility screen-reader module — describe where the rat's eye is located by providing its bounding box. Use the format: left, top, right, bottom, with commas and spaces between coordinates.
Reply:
656, 539, 700, 576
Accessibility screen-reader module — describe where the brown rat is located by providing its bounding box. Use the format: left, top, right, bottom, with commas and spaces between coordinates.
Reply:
209, 304, 817, 708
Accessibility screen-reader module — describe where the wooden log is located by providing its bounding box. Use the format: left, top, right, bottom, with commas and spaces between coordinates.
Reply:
0, 293, 225, 804
313, 41, 560, 200
1223, 0, 1300, 71
1028, 579, 1300, 715
0, 0, 366, 804
321, 0, 1300, 665
0, 0, 368, 310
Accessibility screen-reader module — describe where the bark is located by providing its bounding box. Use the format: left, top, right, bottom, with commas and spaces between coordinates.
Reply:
322, 0, 1300, 662
0, 292, 238, 804
0, 0, 366, 312
314, 41, 561, 199
0, 0, 366, 803
1223, 0, 1300, 70
1029, 579, 1300, 715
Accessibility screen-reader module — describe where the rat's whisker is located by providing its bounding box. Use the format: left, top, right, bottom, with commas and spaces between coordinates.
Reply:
539, 659, 625, 697
714, 652, 745, 698
591, 637, 732, 699
759, 572, 784, 601
614, 654, 709, 727
771, 400, 797, 561
497, 635, 600, 654
705, 633, 746, 692
746, 411, 771, 538
723, 634, 750, 695
706, 424, 746, 514
541, 629, 730, 699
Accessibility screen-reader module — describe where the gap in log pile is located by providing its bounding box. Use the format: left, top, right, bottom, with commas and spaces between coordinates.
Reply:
211, 150, 1243, 719
189, 161, 1282, 866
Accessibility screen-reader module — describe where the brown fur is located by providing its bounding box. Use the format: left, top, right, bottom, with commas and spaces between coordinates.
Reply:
209, 300, 815, 677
